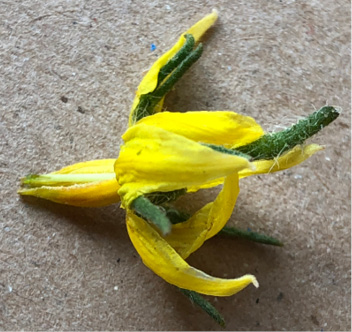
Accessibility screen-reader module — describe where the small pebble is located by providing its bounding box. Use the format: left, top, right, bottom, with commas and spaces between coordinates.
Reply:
77, 106, 85, 114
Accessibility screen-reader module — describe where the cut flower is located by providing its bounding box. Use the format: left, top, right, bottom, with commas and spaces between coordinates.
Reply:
18, 10, 339, 326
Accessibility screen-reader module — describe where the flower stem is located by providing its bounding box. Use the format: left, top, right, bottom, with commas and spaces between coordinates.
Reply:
236, 106, 339, 160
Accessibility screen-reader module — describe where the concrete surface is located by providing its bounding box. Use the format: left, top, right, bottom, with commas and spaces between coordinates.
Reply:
0, 0, 350, 330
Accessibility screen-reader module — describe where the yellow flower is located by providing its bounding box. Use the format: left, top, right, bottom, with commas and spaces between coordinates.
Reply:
114, 7, 326, 294
115, 110, 325, 295
116, 114, 258, 295
18, 10, 338, 323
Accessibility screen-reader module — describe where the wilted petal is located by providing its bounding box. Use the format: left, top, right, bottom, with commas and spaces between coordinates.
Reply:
18, 159, 119, 207
18, 179, 119, 207
137, 111, 264, 148
126, 211, 258, 296
166, 173, 239, 259
239, 144, 324, 178
51, 159, 117, 175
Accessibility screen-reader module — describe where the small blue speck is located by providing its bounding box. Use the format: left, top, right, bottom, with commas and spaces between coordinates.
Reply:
247, 227, 252, 232
150, 43, 156, 51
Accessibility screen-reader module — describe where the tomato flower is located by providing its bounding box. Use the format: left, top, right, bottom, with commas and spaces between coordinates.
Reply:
18, 10, 339, 326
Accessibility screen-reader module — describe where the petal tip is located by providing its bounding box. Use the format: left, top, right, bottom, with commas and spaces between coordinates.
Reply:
245, 274, 259, 288
252, 277, 259, 288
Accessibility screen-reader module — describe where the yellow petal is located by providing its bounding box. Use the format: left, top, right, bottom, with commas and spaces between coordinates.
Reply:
187, 178, 224, 192
166, 204, 212, 258
166, 173, 239, 259
126, 211, 258, 296
129, 10, 218, 126
205, 173, 240, 240
18, 179, 120, 207
137, 111, 264, 148
18, 159, 120, 207
239, 144, 324, 178
115, 124, 251, 207
51, 159, 117, 174
187, 144, 324, 192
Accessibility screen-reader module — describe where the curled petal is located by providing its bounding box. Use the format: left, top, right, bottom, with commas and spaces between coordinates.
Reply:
137, 111, 264, 148
239, 144, 324, 178
18, 159, 119, 207
18, 179, 119, 207
166, 173, 240, 259
126, 212, 258, 296
129, 10, 218, 125
115, 124, 251, 207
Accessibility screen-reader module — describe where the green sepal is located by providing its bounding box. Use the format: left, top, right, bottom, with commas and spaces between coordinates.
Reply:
219, 226, 283, 247
179, 288, 226, 327
131, 196, 171, 235
132, 34, 203, 123
236, 106, 339, 160
202, 143, 252, 160
157, 34, 195, 85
